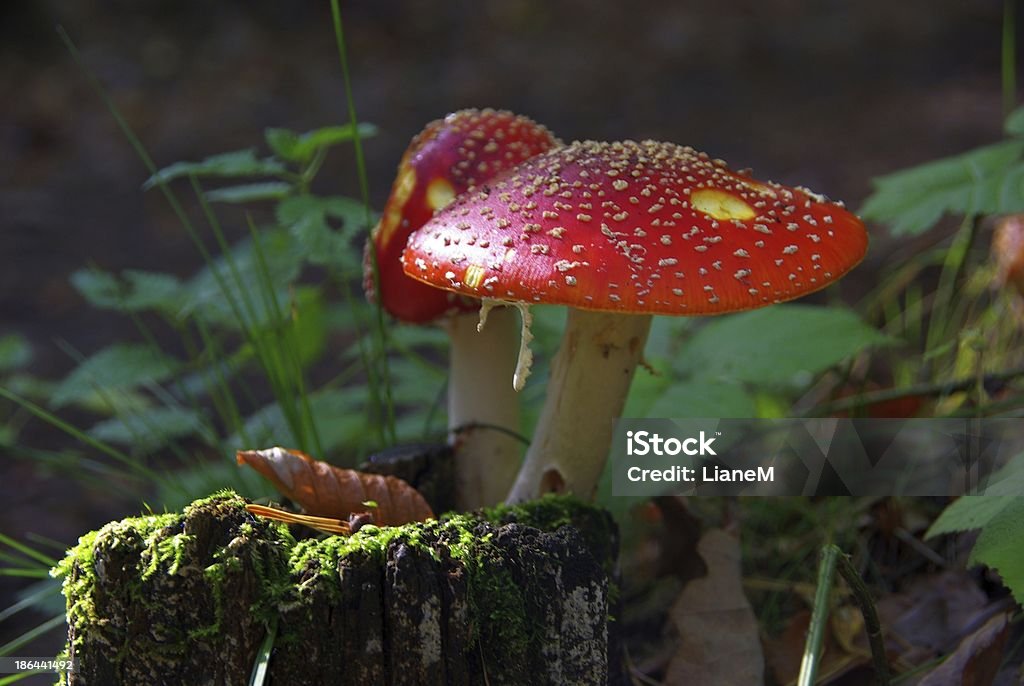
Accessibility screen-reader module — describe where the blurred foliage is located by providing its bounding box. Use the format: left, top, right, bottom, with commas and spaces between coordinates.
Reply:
861, 105, 1024, 236
857, 105, 1024, 606
927, 460, 1024, 605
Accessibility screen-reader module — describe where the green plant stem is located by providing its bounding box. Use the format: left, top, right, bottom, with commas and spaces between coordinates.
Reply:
798, 544, 839, 686
329, 0, 396, 445
191, 317, 254, 447
924, 214, 977, 365
1004, 0, 1017, 119
832, 546, 891, 686
246, 215, 323, 456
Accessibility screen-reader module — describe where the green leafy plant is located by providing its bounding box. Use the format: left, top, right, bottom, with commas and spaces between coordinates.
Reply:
925, 461, 1024, 605
857, 101, 1024, 604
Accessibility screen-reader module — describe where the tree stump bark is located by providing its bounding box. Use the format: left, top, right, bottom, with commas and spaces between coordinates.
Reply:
55, 492, 623, 685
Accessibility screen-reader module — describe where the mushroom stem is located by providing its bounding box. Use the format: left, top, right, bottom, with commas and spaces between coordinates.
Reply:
506, 309, 652, 503
447, 305, 524, 509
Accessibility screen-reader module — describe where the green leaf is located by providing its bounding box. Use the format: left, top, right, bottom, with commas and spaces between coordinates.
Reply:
206, 182, 292, 204
389, 357, 445, 406
387, 325, 449, 351
143, 149, 287, 189
181, 229, 305, 327
674, 305, 893, 387
71, 269, 184, 314
647, 381, 757, 418
860, 140, 1024, 235
265, 123, 377, 164
51, 344, 180, 409
275, 195, 371, 269
1006, 106, 1024, 136
289, 287, 328, 367
276, 194, 367, 228
967, 500, 1024, 605
2, 373, 55, 400
926, 496, 1016, 537
0, 335, 32, 373
89, 407, 209, 451
228, 389, 366, 455
927, 496, 1024, 605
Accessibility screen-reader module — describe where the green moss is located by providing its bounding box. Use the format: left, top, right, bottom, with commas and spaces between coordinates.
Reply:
52, 513, 178, 652
485, 493, 589, 530
52, 491, 293, 657
55, 490, 613, 678
455, 528, 533, 658
486, 493, 618, 574
182, 487, 248, 514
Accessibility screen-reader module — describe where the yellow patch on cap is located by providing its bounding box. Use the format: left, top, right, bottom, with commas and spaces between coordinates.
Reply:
463, 264, 486, 289
691, 189, 756, 221
377, 163, 417, 246
426, 177, 456, 211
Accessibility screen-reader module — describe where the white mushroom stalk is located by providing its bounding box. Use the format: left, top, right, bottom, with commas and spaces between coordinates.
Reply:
505, 309, 651, 502
446, 305, 523, 508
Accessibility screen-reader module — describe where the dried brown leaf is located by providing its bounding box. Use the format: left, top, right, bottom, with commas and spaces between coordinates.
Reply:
918, 614, 1009, 686
237, 446, 434, 526
664, 528, 764, 685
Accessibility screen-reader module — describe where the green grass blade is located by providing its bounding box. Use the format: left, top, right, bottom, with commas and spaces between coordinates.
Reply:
0, 670, 48, 684
246, 216, 322, 456
0, 615, 66, 656
0, 387, 169, 489
0, 569, 52, 579
328, 0, 395, 444
189, 180, 312, 451
0, 582, 61, 623
1004, 0, 1017, 119
191, 317, 253, 447
925, 214, 977, 363
797, 544, 839, 686
0, 534, 57, 568
248, 617, 277, 686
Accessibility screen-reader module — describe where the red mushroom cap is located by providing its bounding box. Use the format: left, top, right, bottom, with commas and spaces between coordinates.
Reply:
365, 108, 559, 323
402, 139, 868, 315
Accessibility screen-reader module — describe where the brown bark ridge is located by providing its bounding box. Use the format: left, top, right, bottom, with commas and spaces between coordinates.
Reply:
55, 491, 624, 685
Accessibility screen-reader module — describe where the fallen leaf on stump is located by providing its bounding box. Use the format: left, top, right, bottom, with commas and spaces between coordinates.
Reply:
237, 446, 434, 526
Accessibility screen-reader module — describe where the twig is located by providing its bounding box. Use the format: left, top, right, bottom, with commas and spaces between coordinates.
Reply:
832, 545, 891, 686
811, 364, 1024, 416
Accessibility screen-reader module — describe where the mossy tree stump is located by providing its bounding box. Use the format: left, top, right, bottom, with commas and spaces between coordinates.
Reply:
55, 492, 622, 685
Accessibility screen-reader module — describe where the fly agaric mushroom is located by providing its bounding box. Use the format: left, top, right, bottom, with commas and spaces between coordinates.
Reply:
402, 139, 869, 502
364, 108, 559, 509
